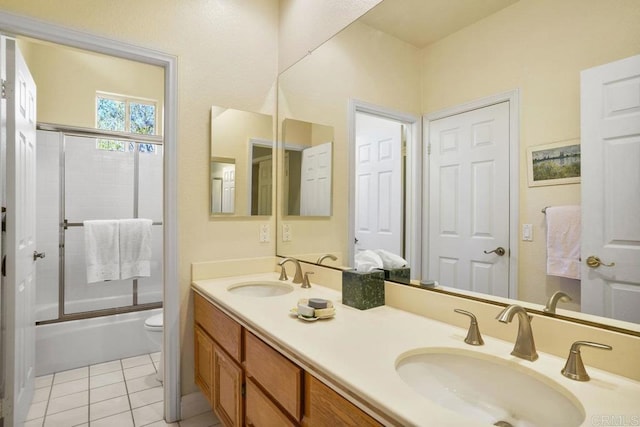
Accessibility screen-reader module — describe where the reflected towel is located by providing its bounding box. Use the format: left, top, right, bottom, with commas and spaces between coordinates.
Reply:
119, 219, 153, 280
546, 206, 581, 280
373, 249, 408, 269
84, 220, 120, 283
354, 250, 384, 273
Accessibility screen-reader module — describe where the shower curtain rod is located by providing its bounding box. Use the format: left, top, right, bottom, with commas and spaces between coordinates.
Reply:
37, 122, 164, 144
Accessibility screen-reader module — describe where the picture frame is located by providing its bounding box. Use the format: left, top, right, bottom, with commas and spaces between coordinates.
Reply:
527, 139, 581, 187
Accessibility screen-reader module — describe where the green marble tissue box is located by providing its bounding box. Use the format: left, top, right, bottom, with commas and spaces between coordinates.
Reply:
342, 269, 385, 310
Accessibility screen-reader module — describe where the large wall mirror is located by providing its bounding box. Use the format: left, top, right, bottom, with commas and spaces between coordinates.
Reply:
211, 107, 273, 216
276, 0, 640, 333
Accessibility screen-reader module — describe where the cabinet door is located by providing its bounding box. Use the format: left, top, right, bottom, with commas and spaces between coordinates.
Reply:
213, 344, 243, 427
246, 378, 296, 427
303, 373, 382, 427
194, 326, 214, 405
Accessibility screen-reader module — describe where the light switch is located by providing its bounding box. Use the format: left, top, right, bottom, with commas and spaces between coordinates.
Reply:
259, 224, 270, 242
282, 224, 292, 242
522, 224, 533, 241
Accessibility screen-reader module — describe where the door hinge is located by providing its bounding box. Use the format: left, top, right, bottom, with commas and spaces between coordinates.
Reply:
1, 79, 6, 99
427, 144, 432, 155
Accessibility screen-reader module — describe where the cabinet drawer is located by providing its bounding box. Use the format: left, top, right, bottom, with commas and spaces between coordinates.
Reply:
194, 292, 242, 362
246, 378, 296, 427
304, 373, 382, 427
244, 332, 302, 421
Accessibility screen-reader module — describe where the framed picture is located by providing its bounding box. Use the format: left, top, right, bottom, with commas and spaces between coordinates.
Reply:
527, 139, 581, 187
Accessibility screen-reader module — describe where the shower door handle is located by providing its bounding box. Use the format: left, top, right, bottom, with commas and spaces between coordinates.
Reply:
33, 251, 46, 261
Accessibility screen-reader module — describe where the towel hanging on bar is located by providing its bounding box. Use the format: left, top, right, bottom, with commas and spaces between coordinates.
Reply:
84, 220, 120, 283
545, 206, 581, 280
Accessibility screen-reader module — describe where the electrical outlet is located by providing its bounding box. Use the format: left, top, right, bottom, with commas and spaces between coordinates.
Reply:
522, 224, 533, 241
282, 224, 292, 242
259, 224, 270, 242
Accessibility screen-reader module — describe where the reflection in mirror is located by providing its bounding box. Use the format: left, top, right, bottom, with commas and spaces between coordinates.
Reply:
276, 0, 640, 333
210, 107, 273, 216
210, 158, 236, 214
282, 118, 334, 216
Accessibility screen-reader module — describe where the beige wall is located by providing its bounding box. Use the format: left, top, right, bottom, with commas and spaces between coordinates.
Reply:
0, 0, 279, 395
420, 0, 640, 309
20, 39, 164, 129
277, 20, 421, 262
278, 0, 383, 72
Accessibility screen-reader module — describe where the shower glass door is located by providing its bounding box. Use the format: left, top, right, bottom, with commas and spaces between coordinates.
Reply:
64, 135, 136, 313
35, 130, 163, 321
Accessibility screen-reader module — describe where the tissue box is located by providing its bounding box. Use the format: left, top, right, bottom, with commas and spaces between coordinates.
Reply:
342, 269, 385, 310
383, 267, 411, 285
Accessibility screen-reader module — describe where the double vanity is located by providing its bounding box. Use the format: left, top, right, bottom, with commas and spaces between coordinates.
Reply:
192, 268, 640, 426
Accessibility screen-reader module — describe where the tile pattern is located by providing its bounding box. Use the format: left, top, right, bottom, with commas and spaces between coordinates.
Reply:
25, 353, 221, 427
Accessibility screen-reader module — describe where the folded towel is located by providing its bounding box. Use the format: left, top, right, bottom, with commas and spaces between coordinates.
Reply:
373, 249, 408, 269
119, 219, 153, 280
84, 220, 120, 283
546, 206, 581, 280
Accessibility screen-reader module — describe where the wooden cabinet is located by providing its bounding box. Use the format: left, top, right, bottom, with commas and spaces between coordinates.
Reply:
193, 290, 384, 427
303, 373, 382, 427
194, 292, 242, 360
246, 378, 296, 427
194, 326, 214, 405
245, 331, 302, 421
212, 344, 243, 427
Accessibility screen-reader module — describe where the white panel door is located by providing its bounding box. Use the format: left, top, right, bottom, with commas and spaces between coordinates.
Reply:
3, 36, 37, 426
257, 158, 272, 215
581, 54, 640, 322
428, 102, 510, 297
300, 141, 332, 216
354, 113, 403, 255
222, 166, 235, 213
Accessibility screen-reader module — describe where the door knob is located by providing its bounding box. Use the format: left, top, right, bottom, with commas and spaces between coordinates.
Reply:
483, 247, 506, 256
586, 256, 614, 268
33, 251, 46, 261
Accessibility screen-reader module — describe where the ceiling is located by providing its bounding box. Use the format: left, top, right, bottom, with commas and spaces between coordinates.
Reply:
360, 0, 519, 48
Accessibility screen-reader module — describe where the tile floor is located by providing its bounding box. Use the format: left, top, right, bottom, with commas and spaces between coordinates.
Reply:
24, 353, 220, 427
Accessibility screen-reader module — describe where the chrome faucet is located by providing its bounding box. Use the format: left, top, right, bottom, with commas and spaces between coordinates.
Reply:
316, 254, 337, 265
543, 291, 572, 314
496, 305, 538, 361
278, 257, 304, 284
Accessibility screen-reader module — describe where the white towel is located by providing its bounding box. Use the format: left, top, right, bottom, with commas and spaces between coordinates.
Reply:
354, 250, 384, 273
84, 220, 120, 283
119, 219, 153, 280
546, 206, 581, 280
373, 249, 408, 269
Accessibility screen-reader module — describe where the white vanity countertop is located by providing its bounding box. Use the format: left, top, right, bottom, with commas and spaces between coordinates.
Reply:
192, 273, 640, 427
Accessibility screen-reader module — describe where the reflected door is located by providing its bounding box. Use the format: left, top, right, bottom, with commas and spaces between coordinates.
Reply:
354, 114, 402, 255
581, 54, 640, 322
222, 166, 235, 213
428, 102, 510, 297
3, 36, 37, 426
300, 142, 332, 216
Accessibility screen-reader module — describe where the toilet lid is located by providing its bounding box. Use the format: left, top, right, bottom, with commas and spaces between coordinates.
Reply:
145, 313, 163, 328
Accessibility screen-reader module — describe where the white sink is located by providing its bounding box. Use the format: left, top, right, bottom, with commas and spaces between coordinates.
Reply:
395, 348, 585, 427
227, 281, 294, 297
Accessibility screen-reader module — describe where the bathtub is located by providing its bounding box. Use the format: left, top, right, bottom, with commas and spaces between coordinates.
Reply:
35, 307, 162, 376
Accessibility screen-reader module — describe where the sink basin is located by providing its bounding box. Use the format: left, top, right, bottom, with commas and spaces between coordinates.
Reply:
395, 348, 585, 427
227, 281, 294, 297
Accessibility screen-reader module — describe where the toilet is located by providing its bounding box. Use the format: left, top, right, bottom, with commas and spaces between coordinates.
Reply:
144, 313, 163, 382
